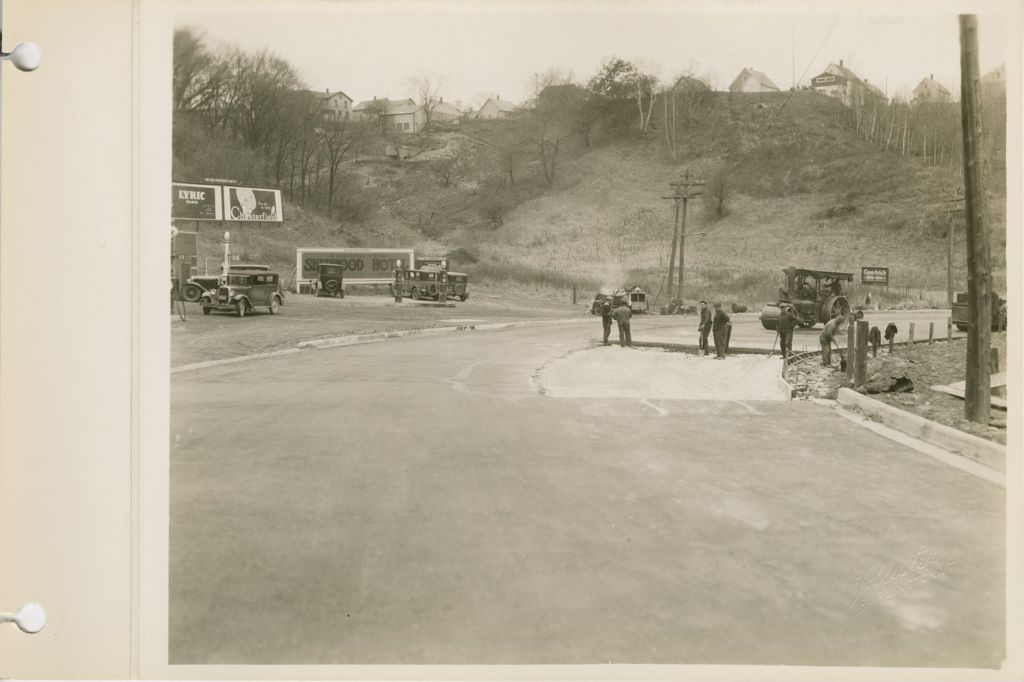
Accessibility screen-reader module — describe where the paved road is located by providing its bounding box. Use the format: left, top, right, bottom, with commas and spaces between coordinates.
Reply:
170, 321, 1004, 666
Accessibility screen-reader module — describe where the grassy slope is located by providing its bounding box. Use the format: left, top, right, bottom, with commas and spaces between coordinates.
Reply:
178, 91, 1007, 308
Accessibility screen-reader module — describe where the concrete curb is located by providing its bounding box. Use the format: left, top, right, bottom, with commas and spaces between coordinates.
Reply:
615, 340, 772, 355
836, 388, 1006, 472
777, 374, 796, 400
172, 317, 591, 373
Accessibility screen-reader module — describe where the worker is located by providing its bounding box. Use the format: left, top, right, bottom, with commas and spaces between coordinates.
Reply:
819, 311, 849, 367
697, 300, 712, 356
611, 301, 633, 347
600, 298, 613, 345
712, 302, 731, 359
777, 303, 799, 359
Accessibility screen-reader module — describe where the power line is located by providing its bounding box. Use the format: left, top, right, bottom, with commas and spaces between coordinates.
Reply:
762, 18, 838, 134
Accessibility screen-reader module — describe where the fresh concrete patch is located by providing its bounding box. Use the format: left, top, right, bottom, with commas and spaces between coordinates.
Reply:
836, 388, 1006, 473
538, 346, 788, 401
172, 317, 591, 373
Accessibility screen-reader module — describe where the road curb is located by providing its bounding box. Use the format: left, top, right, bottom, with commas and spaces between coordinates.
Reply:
836, 388, 1006, 472
172, 317, 591, 373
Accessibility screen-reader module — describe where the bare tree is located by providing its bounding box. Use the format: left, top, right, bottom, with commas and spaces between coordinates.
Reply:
319, 120, 362, 217
409, 72, 447, 132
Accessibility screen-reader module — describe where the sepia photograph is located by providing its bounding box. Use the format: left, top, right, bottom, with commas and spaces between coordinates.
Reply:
164, 0, 1015, 671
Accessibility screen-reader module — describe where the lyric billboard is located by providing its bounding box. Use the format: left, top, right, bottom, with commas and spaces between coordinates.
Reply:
224, 186, 283, 222
171, 182, 223, 220
296, 248, 415, 284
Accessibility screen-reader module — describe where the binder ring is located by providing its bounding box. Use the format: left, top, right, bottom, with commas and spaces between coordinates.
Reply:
0, 602, 46, 633
0, 41, 42, 71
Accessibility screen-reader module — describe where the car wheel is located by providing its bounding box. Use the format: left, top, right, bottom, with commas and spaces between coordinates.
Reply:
460, 294, 468, 302
269, 297, 280, 314
202, 306, 211, 315
236, 300, 247, 317
183, 283, 203, 302
410, 286, 420, 300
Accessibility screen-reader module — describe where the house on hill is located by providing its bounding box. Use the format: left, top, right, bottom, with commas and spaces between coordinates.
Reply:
810, 60, 887, 107
352, 97, 414, 122
431, 98, 461, 124
381, 100, 426, 133
308, 89, 353, 121
911, 75, 951, 105
728, 68, 779, 93
476, 96, 519, 119
981, 63, 1005, 101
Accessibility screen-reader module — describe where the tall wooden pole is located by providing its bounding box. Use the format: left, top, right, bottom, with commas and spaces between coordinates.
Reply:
676, 195, 687, 301
959, 14, 992, 424
947, 219, 954, 308
666, 199, 679, 300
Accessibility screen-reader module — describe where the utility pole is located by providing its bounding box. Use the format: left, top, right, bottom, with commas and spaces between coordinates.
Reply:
664, 198, 680, 300
946, 191, 964, 308
958, 14, 993, 424
666, 169, 705, 303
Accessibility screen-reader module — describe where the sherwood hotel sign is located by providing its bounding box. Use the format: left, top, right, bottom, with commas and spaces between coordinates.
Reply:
172, 182, 283, 222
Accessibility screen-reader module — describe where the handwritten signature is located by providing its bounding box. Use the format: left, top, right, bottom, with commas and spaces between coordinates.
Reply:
842, 546, 955, 613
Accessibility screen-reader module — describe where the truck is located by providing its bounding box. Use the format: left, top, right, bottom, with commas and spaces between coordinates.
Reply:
951, 292, 1007, 332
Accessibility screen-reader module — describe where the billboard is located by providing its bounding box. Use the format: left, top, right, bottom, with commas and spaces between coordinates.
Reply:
224, 186, 283, 222
172, 182, 223, 220
296, 248, 415, 283
861, 266, 889, 285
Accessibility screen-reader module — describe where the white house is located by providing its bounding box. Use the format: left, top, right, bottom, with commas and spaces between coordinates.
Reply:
809, 60, 887, 107
911, 75, 951, 105
728, 68, 779, 93
476, 96, 518, 120
309, 89, 353, 121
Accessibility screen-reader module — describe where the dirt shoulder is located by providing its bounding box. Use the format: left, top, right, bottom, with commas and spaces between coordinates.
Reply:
172, 285, 585, 367
791, 333, 1008, 445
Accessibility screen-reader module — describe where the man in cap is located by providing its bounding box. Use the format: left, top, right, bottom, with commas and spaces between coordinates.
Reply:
697, 300, 712, 355
777, 303, 800, 360
711, 302, 731, 359
599, 297, 613, 345
611, 300, 633, 347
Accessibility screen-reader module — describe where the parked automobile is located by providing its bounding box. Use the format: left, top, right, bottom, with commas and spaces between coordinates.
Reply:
184, 264, 272, 302
200, 270, 284, 317
446, 272, 469, 301
315, 263, 345, 298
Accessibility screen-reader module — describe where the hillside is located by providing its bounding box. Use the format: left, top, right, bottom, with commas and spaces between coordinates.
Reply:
176, 90, 1007, 309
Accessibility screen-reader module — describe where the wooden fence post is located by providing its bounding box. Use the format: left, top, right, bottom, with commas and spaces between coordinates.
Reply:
929, 322, 934, 344
855, 320, 869, 387
991, 347, 1000, 373
845, 320, 856, 380
947, 318, 953, 341
908, 322, 915, 346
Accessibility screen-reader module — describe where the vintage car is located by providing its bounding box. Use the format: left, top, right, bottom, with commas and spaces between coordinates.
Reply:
391, 268, 449, 301
200, 270, 284, 317
184, 263, 272, 302
315, 263, 345, 298
446, 272, 469, 301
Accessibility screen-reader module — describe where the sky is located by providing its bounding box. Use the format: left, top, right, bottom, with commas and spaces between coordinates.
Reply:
175, 0, 1014, 108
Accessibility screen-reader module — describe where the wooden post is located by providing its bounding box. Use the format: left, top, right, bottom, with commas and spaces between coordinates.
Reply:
908, 322, 915, 345
947, 318, 953, 341
666, 199, 679, 298
845, 319, 855, 380
990, 348, 999, 373
959, 15, 993, 424
929, 322, 934, 344
677, 195, 687, 302
855, 320, 869, 387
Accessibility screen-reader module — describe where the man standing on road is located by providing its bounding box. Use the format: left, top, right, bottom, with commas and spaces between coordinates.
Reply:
819, 311, 849, 367
698, 300, 712, 356
777, 303, 799, 359
611, 301, 633, 347
600, 298, 613, 345
712, 302, 730, 359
